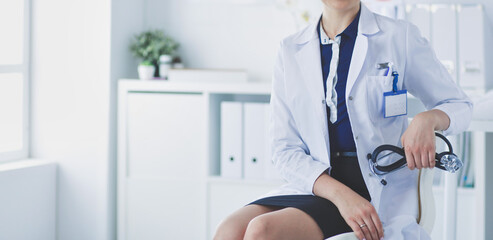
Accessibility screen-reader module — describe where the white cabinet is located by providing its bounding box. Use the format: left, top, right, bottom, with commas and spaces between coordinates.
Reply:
126, 178, 203, 239
118, 81, 276, 240
120, 92, 206, 240
127, 93, 205, 178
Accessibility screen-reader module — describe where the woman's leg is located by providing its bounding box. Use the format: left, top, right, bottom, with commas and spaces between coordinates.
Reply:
213, 204, 281, 240
244, 207, 324, 240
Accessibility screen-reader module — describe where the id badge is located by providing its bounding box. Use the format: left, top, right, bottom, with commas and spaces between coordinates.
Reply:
383, 90, 407, 118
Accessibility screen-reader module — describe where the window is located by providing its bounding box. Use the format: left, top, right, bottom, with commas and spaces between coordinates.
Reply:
0, 0, 30, 161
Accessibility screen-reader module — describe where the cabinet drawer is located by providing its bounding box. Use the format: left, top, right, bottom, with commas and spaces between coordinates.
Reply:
126, 92, 205, 178
126, 178, 202, 240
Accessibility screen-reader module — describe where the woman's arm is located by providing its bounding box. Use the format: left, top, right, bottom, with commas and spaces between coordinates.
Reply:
401, 23, 473, 169
270, 41, 332, 194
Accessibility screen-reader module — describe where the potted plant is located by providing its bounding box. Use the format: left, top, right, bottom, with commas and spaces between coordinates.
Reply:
137, 60, 155, 80
129, 30, 179, 80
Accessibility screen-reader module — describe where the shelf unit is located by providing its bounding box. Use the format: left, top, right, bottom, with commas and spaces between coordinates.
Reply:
117, 79, 277, 240
118, 79, 492, 240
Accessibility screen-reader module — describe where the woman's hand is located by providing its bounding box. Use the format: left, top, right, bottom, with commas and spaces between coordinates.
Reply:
336, 188, 383, 240
313, 174, 383, 240
401, 109, 450, 169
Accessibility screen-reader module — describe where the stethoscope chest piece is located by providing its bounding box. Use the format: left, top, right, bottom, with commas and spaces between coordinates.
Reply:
436, 151, 462, 173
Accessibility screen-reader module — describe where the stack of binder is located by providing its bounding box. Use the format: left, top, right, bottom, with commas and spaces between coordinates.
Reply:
220, 101, 282, 180
406, 4, 487, 89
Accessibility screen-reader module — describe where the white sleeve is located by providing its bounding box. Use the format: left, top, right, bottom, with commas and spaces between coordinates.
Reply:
270, 41, 330, 194
402, 23, 473, 136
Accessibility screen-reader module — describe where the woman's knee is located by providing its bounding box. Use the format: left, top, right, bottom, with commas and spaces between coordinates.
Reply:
244, 214, 276, 240
213, 218, 245, 240
214, 204, 279, 240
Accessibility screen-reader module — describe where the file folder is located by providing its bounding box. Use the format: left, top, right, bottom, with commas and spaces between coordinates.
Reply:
406, 4, 432, 41
458, 4, 485, 89
244, 103, 282, 180
243, 103, 267, 180
220, 102, 243, 179
432, 4, 458, 83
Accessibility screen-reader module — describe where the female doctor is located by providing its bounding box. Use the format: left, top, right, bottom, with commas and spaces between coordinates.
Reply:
214, 0, 472, 239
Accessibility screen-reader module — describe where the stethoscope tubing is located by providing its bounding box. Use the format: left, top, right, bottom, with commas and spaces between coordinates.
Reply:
367, 132, 453, 175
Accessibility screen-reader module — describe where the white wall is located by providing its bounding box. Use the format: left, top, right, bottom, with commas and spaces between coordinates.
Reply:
31, 0, 112, 239
111, 0, 145, 81
143, 0, 493, 83
143, 0, 321, 82
0, 161, 56, 240
110, 0, 146, 239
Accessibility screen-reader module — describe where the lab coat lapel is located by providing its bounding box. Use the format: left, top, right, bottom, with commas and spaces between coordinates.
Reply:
346, 4, 379, 98
294, 30, 331, 160
345, 34, 368, 98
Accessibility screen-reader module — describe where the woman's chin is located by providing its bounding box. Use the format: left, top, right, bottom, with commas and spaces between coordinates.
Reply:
322, 0, 359, 12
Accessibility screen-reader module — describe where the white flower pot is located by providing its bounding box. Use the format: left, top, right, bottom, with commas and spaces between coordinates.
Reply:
138, 65, 155, 80
159, 55, 173, 79
159, 63, 172, 79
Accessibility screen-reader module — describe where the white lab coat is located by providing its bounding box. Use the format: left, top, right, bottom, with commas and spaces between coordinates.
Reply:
261, 3, 473, 239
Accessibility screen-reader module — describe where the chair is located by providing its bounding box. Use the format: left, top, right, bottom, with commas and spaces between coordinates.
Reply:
326, 168, 435, 240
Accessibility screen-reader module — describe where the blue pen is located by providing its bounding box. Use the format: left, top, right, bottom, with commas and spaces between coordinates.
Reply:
392, 71, 399, 92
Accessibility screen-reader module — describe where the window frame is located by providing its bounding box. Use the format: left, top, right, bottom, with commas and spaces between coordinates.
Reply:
0, 0, 31, 162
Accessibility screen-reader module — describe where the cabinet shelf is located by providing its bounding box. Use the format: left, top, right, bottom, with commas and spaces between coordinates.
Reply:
468, 120, 493, 132
119, 79, 271, 95
432, 185, 475, 195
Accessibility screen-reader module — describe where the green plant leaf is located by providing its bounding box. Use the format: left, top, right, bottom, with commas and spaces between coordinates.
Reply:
140, 60, 153, 66
129, 29, 180, 64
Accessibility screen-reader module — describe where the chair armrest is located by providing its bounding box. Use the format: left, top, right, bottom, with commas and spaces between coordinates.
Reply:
325, 232, 358, 240
417, 168, 435, 234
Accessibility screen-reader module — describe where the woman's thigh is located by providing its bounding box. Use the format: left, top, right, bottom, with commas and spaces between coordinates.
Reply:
213, 204, 281, 240
244, 207, 324, 240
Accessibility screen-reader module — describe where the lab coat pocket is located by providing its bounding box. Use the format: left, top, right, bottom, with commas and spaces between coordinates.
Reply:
366, 75, 393, 125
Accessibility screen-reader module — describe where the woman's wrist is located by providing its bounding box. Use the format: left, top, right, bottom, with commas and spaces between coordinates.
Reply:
313, 173, 354, 207
331, 185, 358, 207
414, 109, 450, 131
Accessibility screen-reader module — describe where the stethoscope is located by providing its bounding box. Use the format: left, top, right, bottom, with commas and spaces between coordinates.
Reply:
367, 132, 463, 186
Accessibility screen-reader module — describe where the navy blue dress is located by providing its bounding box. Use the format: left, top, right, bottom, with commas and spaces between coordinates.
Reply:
248, 10, 371, 238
